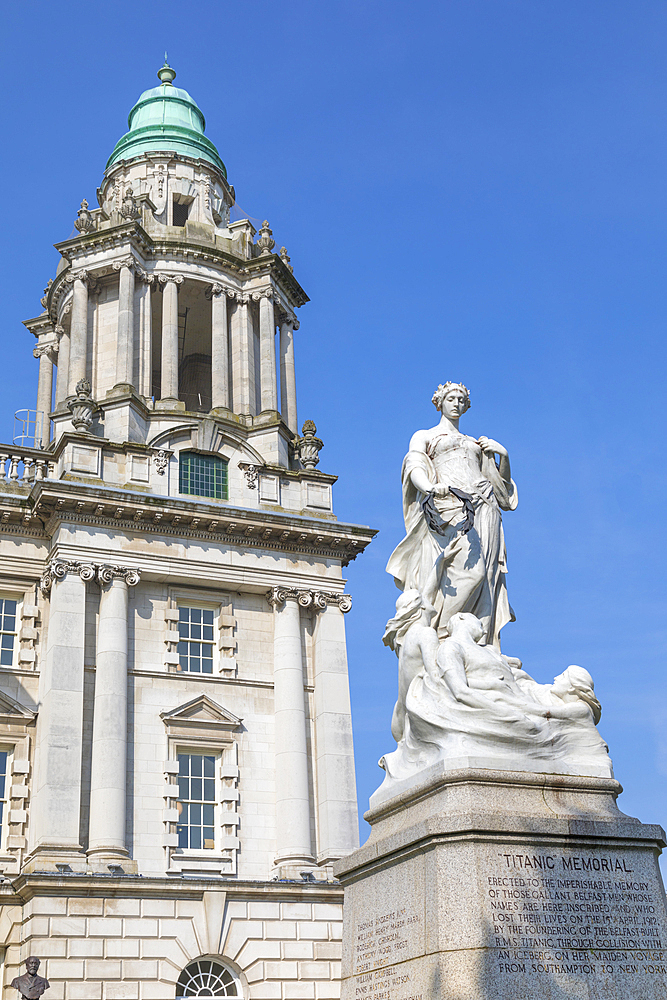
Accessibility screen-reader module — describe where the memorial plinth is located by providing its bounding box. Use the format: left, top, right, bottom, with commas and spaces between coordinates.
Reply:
334, 766, 667, 1000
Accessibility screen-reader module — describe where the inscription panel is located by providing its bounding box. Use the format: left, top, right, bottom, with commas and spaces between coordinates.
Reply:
486, 849, 667, 984
342, 844, 667, 1000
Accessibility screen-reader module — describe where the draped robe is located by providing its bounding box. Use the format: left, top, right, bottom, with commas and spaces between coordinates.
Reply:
386, 434, 518, 647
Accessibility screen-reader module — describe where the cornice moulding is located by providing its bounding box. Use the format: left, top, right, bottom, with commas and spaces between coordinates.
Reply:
8, 872, 343, 904
45, 228, 308, 318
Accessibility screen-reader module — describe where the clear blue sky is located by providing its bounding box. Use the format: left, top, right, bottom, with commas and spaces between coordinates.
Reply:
2, 1, 667, 844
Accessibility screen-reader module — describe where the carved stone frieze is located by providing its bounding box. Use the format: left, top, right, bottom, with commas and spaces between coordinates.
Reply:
266, 587, 352, 612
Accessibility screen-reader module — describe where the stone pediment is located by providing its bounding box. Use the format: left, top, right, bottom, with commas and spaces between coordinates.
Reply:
160, 694, 242, 734
0, 690, 37, 727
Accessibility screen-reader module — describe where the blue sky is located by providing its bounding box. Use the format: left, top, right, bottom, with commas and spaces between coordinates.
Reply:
2, 1, 667, 844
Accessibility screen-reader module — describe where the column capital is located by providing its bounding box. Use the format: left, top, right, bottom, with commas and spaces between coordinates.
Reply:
266, 587, 351, 612
111, 256, 137, 273
97, 565, 141, 587
40, 560, 141, 595
64, 268, 98, 291
206, 282, 225, 299
157, 273, 184, 287
40, 560, 96, 595
135, 266, 156, 286
33, 343, 58, 360
252, 287, 274, 302
279, 313, 299, 332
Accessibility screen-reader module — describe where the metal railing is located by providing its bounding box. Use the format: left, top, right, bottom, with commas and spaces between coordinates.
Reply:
13, 410, 45, 450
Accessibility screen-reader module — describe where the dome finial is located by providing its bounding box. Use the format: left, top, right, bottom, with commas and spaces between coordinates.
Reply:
157, 55, 176, 86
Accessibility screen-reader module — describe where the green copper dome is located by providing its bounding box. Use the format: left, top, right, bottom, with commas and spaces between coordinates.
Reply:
105, 60, 226, 176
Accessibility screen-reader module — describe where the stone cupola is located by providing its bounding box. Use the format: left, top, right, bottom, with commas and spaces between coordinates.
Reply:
26, 61, 326, 517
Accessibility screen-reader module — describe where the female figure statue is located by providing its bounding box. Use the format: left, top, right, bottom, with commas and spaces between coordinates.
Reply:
386, 382, 517, 648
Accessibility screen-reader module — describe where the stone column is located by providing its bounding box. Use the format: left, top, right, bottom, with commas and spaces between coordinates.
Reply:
136, 274, 153, 398
231, 295, 255, 415
312, 594, 358, 864
34, 344, 56, 446
29, 561, 92, 868
159, 275, 183, 402
209, 284, 230, 410
114, 258, 135, 387
258, 290, 278, 412
88, 566, 141, 861
54, 325, 70, 408
68, 272, 90, 395
267, 587, 314, 868
279, 317, 298, 432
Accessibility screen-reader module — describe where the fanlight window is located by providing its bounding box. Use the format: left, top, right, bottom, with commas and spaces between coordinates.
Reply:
176, 960, 242, 998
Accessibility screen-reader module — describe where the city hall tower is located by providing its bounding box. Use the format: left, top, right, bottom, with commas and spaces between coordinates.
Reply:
0, 61, 374, 1000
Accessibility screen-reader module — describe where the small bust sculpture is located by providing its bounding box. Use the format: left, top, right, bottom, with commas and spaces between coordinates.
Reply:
11, 957, 50, 999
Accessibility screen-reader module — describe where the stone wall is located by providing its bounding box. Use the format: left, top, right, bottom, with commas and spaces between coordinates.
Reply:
1, 884, 343, 1000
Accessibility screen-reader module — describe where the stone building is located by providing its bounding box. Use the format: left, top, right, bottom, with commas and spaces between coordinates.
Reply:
0, 61, 374, 1000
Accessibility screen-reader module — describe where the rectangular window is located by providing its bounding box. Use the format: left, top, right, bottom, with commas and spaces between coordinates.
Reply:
177, 752, 216, 850
177, 606, 215, 674
179, 452, 228, 500
0, 599, 17, 667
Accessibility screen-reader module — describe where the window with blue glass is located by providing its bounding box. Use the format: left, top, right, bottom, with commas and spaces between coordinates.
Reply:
179, 452, 228, 500
177, 752, 216, 850
178, 606, 215, 674
0, 599, 17, 667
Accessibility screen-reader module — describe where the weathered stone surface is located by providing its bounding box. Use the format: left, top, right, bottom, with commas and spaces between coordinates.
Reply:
335, 769, 667, 1000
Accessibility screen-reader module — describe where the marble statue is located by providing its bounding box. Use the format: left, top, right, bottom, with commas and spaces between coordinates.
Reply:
386, 382, 517, 649
379, 608, 613, 786
11, 958, 50, 1000
378, 383, 613, 790
382, 589, 439, 742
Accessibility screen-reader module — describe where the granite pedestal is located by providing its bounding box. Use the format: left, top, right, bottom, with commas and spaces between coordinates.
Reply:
334, 766, 667, 1000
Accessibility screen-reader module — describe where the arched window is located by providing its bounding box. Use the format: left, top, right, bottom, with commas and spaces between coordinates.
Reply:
176, 960, 242, 998
179, 452, 228, 500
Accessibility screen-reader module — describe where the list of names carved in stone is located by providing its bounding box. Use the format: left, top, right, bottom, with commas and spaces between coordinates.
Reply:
353, 905, 423, 1000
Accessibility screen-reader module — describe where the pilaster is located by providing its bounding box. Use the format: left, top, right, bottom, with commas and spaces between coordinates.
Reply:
25, 560, 92, 871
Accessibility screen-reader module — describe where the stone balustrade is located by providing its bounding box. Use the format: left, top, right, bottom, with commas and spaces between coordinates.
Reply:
0, 448, 52, 483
